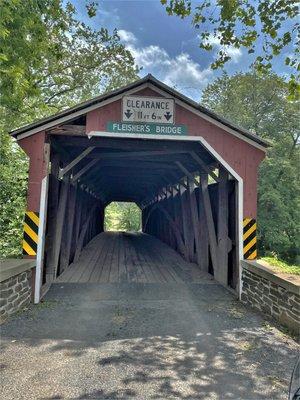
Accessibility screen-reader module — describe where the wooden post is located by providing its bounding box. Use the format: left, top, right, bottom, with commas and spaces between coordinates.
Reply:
46, 175, 70, 282
156, 204, 186, 256
75, 193, 83, 244
188, 177, 202, 267
216, 168, 229, 285
59, 184, 77, 272
179, 183, 191, 261
74, 204, 98, 262
198, 173, 209, 271
182, 183, 194, 261
201, 173, 219, 274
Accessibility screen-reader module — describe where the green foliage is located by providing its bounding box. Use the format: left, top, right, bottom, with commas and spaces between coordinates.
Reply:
105, 202, 141, 232
0, 0, 139, 257
201, 71, 300, 263
0, 134, 28, 258
260, 257, 300, 276
0, 0, 139, 129
161, 0, 299, 98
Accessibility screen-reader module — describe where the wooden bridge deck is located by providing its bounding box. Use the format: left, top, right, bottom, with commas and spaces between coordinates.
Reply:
56, 232, 212, 284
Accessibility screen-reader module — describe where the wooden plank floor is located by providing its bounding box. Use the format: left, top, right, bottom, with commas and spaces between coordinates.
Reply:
56, 232, 212, 284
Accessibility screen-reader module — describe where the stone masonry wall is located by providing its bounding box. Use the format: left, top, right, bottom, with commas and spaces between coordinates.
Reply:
0, 270, 32, 321
241, 263, 300, 334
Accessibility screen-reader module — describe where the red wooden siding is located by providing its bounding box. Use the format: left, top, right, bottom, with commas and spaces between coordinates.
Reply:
18, 131, 48, 211
86, 87, 265, 218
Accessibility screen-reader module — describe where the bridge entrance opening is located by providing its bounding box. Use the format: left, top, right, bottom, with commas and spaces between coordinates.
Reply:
42, 134, 241, 291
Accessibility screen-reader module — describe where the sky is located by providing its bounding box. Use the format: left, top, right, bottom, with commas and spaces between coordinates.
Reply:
72, 0, 295, 102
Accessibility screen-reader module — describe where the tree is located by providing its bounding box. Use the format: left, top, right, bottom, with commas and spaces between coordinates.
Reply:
201, 71, 299, 262
0, 0, 139, 130
0, 134, 28, 258
0, 0, 140, 257
161, 0, 299, 97
105, 202, 141, 232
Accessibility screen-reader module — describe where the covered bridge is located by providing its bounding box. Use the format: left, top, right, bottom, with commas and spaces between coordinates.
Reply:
10, 74, 269, 303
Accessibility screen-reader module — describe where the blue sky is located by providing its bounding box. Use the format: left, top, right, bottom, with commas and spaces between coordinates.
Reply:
72, 0, 295, 101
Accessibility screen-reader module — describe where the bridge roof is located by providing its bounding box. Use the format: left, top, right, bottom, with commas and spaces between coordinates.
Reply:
10, 74, 269, 149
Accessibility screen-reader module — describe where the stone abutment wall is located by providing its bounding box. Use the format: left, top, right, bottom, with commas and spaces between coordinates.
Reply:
0, 260, 35, 322
241, 260, 300, 335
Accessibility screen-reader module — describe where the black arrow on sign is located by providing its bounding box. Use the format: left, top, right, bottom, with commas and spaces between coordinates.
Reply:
164, 112, 172, 121
124, 109, 133, 119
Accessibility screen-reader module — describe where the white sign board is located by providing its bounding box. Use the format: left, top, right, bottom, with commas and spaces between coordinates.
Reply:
122, 96, 174, 124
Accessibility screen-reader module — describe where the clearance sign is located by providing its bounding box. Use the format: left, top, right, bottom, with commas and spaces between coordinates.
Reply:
106, 95, 187, 136
122, 96, 175, 124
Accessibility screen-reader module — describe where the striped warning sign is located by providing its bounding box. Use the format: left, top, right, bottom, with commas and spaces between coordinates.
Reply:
243, 218, 257, 260
23, 211, 39, 256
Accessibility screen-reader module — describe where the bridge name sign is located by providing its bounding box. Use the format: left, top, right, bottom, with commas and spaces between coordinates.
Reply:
107, 122, 187, 136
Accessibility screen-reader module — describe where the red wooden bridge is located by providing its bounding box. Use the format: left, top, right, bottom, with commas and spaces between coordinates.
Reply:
10, 75, 269, 303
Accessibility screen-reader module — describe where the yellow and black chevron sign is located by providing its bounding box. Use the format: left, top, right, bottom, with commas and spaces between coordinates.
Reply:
23, 211, 39, 256
243, 218, 257, 260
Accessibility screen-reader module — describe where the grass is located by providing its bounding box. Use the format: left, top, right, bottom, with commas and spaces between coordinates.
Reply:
259, 256, 300, 275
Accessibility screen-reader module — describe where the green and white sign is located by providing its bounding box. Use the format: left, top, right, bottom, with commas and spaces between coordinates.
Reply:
107, 122, 187, 136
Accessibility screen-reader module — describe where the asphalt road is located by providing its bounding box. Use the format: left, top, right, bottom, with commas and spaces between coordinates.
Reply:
0, 282, 298, 399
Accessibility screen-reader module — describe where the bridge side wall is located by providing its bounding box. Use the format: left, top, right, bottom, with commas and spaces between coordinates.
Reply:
241, 260, 300, 334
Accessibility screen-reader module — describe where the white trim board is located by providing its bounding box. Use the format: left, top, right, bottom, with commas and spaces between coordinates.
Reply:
88, 131, 244, 298
147, 84, 267, 152
15, 83, 149, 140
35, 175, 49, 304
15, 82, 266, 152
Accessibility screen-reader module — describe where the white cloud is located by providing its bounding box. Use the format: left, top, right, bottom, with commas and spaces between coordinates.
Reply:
118, 30, 213, 100
201, 34, 242, 63
118, 29, 137, 44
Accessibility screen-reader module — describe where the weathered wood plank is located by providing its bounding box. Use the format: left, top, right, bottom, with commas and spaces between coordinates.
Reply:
57, 232, 213, 284
216, 168, 229, 285
59, 184, 77, 272
187, 178, 202, 267
58, 147, 95, 179
198, 176, 209, 271
190, 151, 219, 183
47, 176, 70, 282
73, 204, 97, 262
200, 173, 219, 274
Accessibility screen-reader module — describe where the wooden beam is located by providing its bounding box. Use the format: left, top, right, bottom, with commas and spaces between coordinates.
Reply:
175, 161, 199, 186
159, 204, 187, 259
48, 124, 86, 136
59, 184, 77, 272
45, 153, 60, 267
71, 159, 98, 182
187, 178, 202, 267
201, 173, 219, 273
216, 168, 229, 285
47, 176, 70, 282
86, 150, 188, 160
52, 135, 199, 153
58, 147, 95, 179
74, 204, 98, 262
144, 202, 186, 258
77, 159, 179, 171
178, 184, 192, 261
198, 173, 209, 271
190, 151, 220, 183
